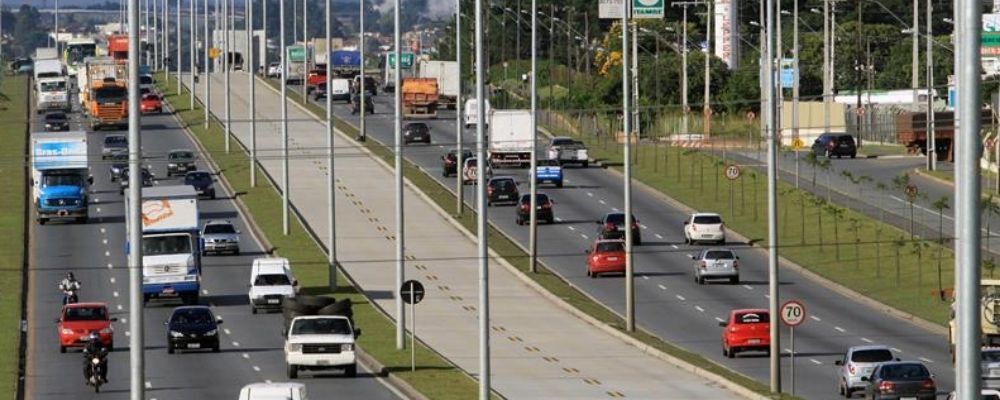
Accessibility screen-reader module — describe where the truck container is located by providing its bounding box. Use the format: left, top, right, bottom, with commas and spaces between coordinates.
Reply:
125, 185, 202, 305
31, 131, 91, 224
418, 60, 459, 109
312, 37, 345, 66
107, 35, 129, 61
78, 57, 128, 129
382, 52, 415, 91
895, 110, 990, 161
330, 50, 362, 75
488, 110, 534, 168
33, 59, 64, 80
284, 45, 308, 84
949, 279, 1000, 361
401, 78, 439, 118
34, 47, 59, 61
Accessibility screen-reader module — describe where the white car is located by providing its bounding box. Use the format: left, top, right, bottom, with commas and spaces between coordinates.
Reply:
835, 345, 896, 397
239, 382, 308, 400
248, 257, 297, 314
267, 61, 282, 78
683, 213, 726, 245
285, 315, 359, 378
462, 157, 492, 185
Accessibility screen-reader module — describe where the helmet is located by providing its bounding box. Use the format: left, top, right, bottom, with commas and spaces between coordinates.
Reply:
89, 332, 99, 341
66, 272, 75, 280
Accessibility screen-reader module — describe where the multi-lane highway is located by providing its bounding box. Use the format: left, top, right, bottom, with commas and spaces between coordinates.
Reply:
277, 81, 956, 399
24, 96, 400, 399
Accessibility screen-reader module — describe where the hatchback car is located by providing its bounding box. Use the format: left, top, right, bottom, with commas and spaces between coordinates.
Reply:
691, 248, 739, 285
403, 122, 431, 144
720, 309, 770, 358
167, 149, 197, 177
462, 157, 491, 185
861, 361, 936, 400
201, 220, 240, 255
140, 93, 162, 114
166, 306, 223, 353
107, 153, 129, 182
442, 149, 473, 177
596, 212, 641, 245
57, 302, 116, 353
119, 166, 154, 194
486, 176, 519, 206
586, 239, 626, 278
812, 133, 857, 159
351, 93, 374, 115
516, 193, 554, 225
44, 111, 69, 131
183, 171, 216, 199
101, 134, 128, 160
684, 213, 726, 245
836, 345, 897, 397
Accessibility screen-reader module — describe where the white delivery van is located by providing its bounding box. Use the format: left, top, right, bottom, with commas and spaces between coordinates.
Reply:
329, 78, 351, 102
464, 98, 492, 129
248, 257, 298, 313
238, 382, 308, 400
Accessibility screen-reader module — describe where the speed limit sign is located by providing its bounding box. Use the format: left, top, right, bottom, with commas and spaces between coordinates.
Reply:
780, 300, 806, 327
725, 165, 741, 180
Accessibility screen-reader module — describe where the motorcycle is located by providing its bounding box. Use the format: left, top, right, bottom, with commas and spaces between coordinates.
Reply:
85, 355, 103, 393
62, 289, 78, 305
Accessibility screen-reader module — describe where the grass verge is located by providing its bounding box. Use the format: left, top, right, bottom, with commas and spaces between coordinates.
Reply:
156, 73, 484, 400
0, 74, 28, 400
260, 77, 797, 399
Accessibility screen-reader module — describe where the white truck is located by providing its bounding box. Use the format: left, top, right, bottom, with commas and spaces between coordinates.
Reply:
31, 131, 91, 224
382, 52, 414, 92
418, 60, 459, 109
284, 315, 359, 378
464, 98, 492, 129
125, 185, 202, 305
33, 59, 64, 80
546, 136, 590, 167
35, 77, 70, 113
488, 110, 534, 168
34, 47, 59, 62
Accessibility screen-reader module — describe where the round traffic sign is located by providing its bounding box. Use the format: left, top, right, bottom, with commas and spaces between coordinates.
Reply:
780, 300, 806, 327
904, 184, 919, 199
725, 165, 741, 180
400, 280, 425, 305
855, 107, 866, 116
746, 111, 756, 121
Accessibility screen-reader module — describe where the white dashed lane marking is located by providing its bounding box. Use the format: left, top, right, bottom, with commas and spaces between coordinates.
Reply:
861, 337, 873, 343
834, 326, 845, 333
675, 295, 686, 301
670, 244, 679, 249
224, 328, 231, 335
715, 317, 725, 323
891, 347, 903, 353
810, 315, 821, 322
109, 277, 115, 283
568, 226, 576, 231
242, 353, 250, 359
580, 234, 588, 239
252, 365, 261, 372
655, 234, 663, 239
100, 228, 106, 234
112, 291, 118, 297
810, 359, 822, 365
104, 251, 110, 257
694, 306, 705, 312
919, 357, 933, 363
107, 263, 113, 269
742, 285, 753, 290
598, 200, 606, 205
587, 192, 594, 197
102, 239, 108, 245
116, 305, 122, 311
658, 284, 667, 290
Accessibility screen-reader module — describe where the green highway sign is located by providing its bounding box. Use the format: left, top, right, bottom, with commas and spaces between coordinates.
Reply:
388, 53, 414, 69
286, 45, 307, 63
984, 32, 1000, 47
632, 0, 664, 19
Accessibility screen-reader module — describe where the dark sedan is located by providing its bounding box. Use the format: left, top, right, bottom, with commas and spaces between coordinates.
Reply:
183, 171, 216, 199
403, 122, 431, 144
166, 306, 222, 353
862, 361, 936, 400
596, 212, 641, 245
441, 149, 473, 177
516, 193, 554, 225
108, 154, 129, 182
44, 112, 70, 131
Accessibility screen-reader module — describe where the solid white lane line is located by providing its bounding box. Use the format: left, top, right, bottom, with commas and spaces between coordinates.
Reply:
810, 359, 822, 365
658, 284, 667, 290
568, 226, 576, 231
891, 347, 902, 353
834, 326, 846, 333
810, 315, 821, 322
861, 337, 874, 343
742, 285, 753, 290
676, 295, 686, 301
695, 306, 705, 312
655, 234, 663, 239
919, 357, 933, 363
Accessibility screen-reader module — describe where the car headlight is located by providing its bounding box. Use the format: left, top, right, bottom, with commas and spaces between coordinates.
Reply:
168, 163, 177, 168
99, 327, 112, 334
61, 328, 74, 335
286, 343, 302, 352
204, 329, 217, 336
342, 343, 353, 352
169, 330, 184, 338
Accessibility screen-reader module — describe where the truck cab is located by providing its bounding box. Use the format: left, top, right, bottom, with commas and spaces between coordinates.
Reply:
950, 279, 1000, 361
464, 98, 492, 129
284, 316, 360, 378
126, 186, 202, 305
35, 77, 70, 113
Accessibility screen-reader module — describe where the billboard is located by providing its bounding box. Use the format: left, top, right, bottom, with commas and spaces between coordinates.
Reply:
714, 0, 740, 69
632, 0, 664, 19
388, 52, 415, 69
599, 0, 624, 19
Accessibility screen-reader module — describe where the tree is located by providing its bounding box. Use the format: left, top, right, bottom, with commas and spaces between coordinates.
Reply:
892, 173, 918, 239
893, 237, 906, 287
911, 240, 930, 295
848, 218, 862, 270
826, 204, 846, 260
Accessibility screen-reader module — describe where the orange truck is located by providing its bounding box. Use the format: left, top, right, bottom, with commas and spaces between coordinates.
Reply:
107, 35, 129, 62
401, 78, 439, 118
81, 57, 128, 130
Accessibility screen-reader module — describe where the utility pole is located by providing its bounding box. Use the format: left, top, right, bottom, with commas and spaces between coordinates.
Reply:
164, 0, 169, 73
702, 0, 711, 138
262, 0, 267, 95
528, 0, 537, 273
359, 0, 367, 142
393, 0, 406, 351
475, 0, 492, 396
189, 0, 195, 108
516, 0, 521, 61
854, 1, 862, 147
325, 0, 337, 291
176, 0, 181, 94
672, 2, 701, 133
280, 0, 289, 236
926, 0, 935, 170
454, 0, 462, 215
822, 0, 829, 135
203, 0, 209, 128
632, 17, 639, 142
54, 0, 59, 52
622, 0, 634, 334
548, 4, 553, 107
250, 0, 257, 186
224, 0, 231, 153
764, 0, 779, 392
911, 0, 919, 119
792, 0, 800, 188
126, 0, 144, 398
302, 0, 307, 101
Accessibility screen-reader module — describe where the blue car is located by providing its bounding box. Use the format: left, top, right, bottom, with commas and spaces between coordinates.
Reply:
534, 159, 563, 188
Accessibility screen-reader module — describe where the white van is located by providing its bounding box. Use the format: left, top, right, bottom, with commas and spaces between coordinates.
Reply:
329, 78, 351, 102
248, 257, 298, 313
464, 98, 492, 129
238, 382, 307, 400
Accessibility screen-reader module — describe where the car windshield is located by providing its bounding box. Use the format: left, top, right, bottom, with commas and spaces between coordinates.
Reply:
521, 194, 549, 204
693, 215, 723, 224
185, 173, 211, 185
142, 235, 192, 255
45, 113, 67, 121
606, 214, 634, 225
852, 349, 894, 363
837, 135, 855, 144
142, 94, 159, 101
104, 136, 127, 146
704, 250, 735, 260
984, 351, 1000, 363
291, 318, 351, 335
881, 364, 930, 380
42, 174, 83, 186
39, 80, 66, 92
552, 138, 574, 146
735, 312, 769, 324
171, 309, 214, 325
254, 273, 291, 286
204, 223, 236, 234
64, 306, 107, 321
169, 151, 195, 161
596, 241, 625, 252
491, 179, 515, 191
407, 124, 428, 131
94, 86, 128, 103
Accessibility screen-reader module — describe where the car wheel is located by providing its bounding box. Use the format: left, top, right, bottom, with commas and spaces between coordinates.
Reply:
516, 217, 523, 225
167, 344, 175, 354
233, 249, 240, 256
344, 363, 357, 377
547, 217, 554, 224
722, 346, 728, 357
718, 239, 726, 245
287, 364, 298, 379
843, 387, 852, 398
727, 347, 736, 358
729, 276, 739, 285
212, 343, 220, 353
583, 161, 589, 168
556, 181, 563, 188
59, 345, 66, 353
38, 218, 46, 225
697, 276, 705, 285
251, 306, 257, 314
851, 153, 857, 159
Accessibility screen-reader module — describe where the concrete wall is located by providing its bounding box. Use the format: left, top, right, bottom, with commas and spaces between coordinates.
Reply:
779, 100, 846, 146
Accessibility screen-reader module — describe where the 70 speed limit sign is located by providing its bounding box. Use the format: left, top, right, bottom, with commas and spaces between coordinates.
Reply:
780, 300, 806, 327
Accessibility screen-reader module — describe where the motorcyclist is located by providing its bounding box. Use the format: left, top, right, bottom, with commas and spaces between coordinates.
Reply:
82, 333, 108, 384
59, 273, 81, 304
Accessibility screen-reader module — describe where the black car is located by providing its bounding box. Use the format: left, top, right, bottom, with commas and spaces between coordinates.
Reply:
119, 166, 154, 194
441, 149, 473, 177
184, 171, 216, 199
108, 154, 129, 182
165, 306, 222, 353
596, 212, 641, 245
516, 193, 554, 225
486, 176, 519, 206
44, 112, 70, 131
403, 122, 431, 144
351, 93, 374, 115
862, 361, 936, 400
167, 149, 197, 177
811, 133, 857, 159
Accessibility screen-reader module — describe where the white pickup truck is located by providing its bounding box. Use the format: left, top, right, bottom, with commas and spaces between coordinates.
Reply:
546, 136, 589, 167
284, 315, 360, 378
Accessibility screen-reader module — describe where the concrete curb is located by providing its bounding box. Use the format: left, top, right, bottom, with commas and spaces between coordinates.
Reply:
912, 168, 954, 188
357, 350, 430, 400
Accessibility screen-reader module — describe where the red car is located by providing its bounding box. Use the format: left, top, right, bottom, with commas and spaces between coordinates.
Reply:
57, 302, 116, 353
586, 239, 626, 278
720, 309, 770, 358
140, 93, 162, 114
306, 69, 327, 94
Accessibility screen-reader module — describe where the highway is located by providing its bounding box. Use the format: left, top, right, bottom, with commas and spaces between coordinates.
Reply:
24, 96, 400, 399
274, 80, 957, 399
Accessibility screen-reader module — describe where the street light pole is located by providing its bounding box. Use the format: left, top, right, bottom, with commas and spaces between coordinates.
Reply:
176, 0, 180, 95
702, 0, 711, 138
622, 0, 634, 334
280, 0, 289, 236
393, 0, 406, 351
224, 0, 231, 153
792, 0, 800, 188
359, 0, 367, 142
126, 0, 145, 398
475, 0, 492, 395
249, 0, 257, 189
822, 0, 829, 135
454, 0, 463, 215
911, 0, 919, 119
764, 0, 780, 392
189, 0, 194, 108
925, 0, 935, 171
302, 0, 307, 101
203, 0, 209, 128
528, 0, 537, 273
325, 0, 337, 291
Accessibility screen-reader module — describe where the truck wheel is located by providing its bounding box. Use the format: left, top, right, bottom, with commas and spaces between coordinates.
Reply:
344, 363, 357, 377
556, 181, 563, 188
251, 306, 257, 314
38, 218, 46, 225
583, 161, 589, 168
286, 364, 298, 379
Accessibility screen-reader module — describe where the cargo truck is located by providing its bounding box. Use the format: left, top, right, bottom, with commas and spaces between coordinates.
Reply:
382, 52, 415, 91
35, 76, 70, 113
895, 110, 991, 161
949, 280, 1000, 362
34, 47, 59, 61
488, 110, 534, 168
79, 57, 128, 129
31, 131, 91, 224
330, 50, 361, 75
107, 35, 129, 61
418, 60, 459, 109
401, 78, 439, 118
125, 185, 202, 305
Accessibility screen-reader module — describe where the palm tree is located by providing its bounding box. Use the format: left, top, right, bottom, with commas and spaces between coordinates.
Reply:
820, 158, 833, 202
875, 181, 889, 224
911, 240, 930, 295
810, 196, 828, 251
932, 196, 951, 245
805, 152, 820, 188
874, 225, 883, 278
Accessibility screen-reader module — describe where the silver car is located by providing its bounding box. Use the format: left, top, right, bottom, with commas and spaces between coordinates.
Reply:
101, 134, 128, 160
690, 248, 739, 285
201, 220, 241, 255
835, 345, 897, 397
984, 348, 1000, 390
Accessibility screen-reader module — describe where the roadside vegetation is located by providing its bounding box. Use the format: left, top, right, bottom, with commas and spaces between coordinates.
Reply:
0, 74, 28, 400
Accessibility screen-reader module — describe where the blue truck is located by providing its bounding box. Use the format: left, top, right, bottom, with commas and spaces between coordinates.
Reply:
330, 50, 362, 73
31, 131, 91, 224
534, 158, 563, 188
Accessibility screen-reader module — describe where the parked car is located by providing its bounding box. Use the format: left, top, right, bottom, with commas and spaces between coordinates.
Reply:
43, 111, 69, 131
140, 93, 162, 114
201, 220, 240, 255
166, 149, 197, 177
351, 93, 374, 115
239, 382, 308, 400
248, 257, 298, 314
441, 149, 473, 177
596, 212, 641, 245
57, 302, 116, 353
861, 361, 936, 400
107, 153, 129, 182
101, 134, 128, 160
462, 157, 491, 185
585, 239, 626, 278
183, 171, 216, 199
836, 345, 898, 398
119, 166, 154, 194
811, 133, 857, 159
691, 248, 739, 285
166, 306, 223, 353
720, 309, 770, 358
516, 193, 554, 225
486, 176, 519, 206
403, 122, 431, 144
683, 213, 726, 245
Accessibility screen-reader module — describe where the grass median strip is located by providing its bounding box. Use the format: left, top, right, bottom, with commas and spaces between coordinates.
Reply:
261, 78, 797, 399
0, 75, 27, 400
156, 74, 483, 400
